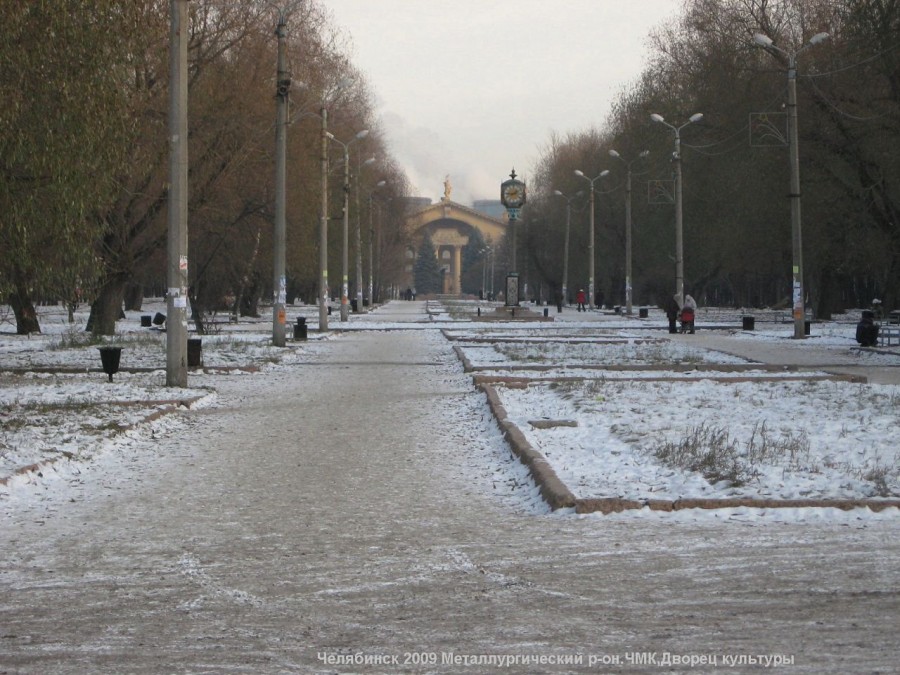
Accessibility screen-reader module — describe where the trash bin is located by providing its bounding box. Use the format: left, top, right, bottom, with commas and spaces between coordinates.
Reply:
639, 307, 649, 318
351, 299, 358, 312
804, 320, 811, 336
187, 338, 202, 367
294, 317, 307, 340
742, 316, 755, 331
152, 312, 166, 326
98, 346, 122, 383
140, 315, 152, 327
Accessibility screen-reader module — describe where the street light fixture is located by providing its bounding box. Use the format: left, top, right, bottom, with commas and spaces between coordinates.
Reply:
573, 169, 610, 309
326, 129, 369, 321
609, 148, 649, 315
552, 189, 584, 307
650, 112, 703, 307
753, 31, 829, 339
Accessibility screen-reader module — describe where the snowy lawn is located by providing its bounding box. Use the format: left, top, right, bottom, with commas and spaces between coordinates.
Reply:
458, 338, 751, 367
499, 378, 900, 501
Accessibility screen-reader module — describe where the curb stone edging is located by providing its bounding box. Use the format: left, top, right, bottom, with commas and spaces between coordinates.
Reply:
476, 381, 900, 516
478, 382, 576, 510
0, 394, 209, 488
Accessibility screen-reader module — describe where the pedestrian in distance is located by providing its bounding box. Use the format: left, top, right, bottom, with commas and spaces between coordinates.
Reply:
856, 309, 879, 347
663, 295, 680, 334
576, 289, 586, 312
680, 294, 697, 334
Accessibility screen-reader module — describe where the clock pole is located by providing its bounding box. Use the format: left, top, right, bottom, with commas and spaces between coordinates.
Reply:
500, 169, 526, 307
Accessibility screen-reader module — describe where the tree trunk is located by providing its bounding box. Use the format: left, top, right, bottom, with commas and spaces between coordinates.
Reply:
87, 275, 127, 335
9, 282, 41, 335
124, 283, 144, 311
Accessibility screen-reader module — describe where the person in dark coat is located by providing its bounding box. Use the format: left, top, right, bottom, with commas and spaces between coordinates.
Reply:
856, 310, 879, 347
662, 295, 680, 334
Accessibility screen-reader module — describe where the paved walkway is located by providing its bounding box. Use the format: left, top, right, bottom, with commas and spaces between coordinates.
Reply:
2, 301, 899, 673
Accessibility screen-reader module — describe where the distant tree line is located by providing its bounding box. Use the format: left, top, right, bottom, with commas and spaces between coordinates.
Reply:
1, 0, 412, 335
514, 0, 900, 317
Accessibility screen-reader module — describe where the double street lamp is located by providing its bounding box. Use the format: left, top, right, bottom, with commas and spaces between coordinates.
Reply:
573, 169, 610, 310
326, 129, 369, 321
754, 31, 829, 339
608, 148, 649, 315
552, 189, 583, 307
650, 112, 703, 307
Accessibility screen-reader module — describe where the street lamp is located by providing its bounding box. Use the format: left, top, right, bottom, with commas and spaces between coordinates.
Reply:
355, 156, 376, 313
166, 0, 189, 387
326, 129, 369, 321
367, 180, 387, 309
650, 112, 703, 307
573, 168, 610, 309
552, 189, 584, 307
754, 31, 829, 340
272, 14, 289, 347
609, 148, 649, 315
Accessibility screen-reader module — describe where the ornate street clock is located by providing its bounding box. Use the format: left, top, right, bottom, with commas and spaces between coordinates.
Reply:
500, 169, 526, 213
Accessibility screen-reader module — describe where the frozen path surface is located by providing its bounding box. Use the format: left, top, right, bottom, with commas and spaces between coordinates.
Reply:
2, 303, 899, 673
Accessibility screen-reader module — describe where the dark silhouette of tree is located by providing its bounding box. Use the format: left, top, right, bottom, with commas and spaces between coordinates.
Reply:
413, 232, 442, 295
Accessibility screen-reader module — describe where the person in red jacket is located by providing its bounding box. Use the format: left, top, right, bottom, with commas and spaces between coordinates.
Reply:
576, 289, 586, 312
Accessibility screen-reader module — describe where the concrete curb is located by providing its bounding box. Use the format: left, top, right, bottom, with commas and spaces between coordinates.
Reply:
0, 394, 208, 488
478, 383, 576, 510
455, 348, 898, 515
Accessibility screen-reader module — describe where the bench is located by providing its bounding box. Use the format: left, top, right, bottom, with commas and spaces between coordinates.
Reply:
879, 325, 900, 347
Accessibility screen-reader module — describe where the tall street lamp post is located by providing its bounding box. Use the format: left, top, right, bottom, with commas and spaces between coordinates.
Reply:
573, 169, 610, 310
272, 14, 289, 347
326, 129, 369, 321
609, 149, 649, 316
166, 0, 189, 387
754, 31, 829, 340
367, 180, 386, 309
650, 112, 703, 306
552, 189, 583, 307
354, 156, 375, 313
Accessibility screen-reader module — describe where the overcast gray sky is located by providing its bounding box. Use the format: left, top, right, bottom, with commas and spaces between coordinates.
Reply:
324, 0, 681, 205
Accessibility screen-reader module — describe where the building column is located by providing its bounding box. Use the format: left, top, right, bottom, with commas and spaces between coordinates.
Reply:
453, 245, 462, 295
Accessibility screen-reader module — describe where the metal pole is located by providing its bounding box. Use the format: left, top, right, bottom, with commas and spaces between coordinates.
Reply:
562, 200, 571, 306
166, 0, 189, 387
510, 214, 517, 273
674, 130, 684, 306
318, 108, 329, 332
354, 163, 364, 313
625, 167, 633, 315
368, 195, 374, 307
272, 16, 288, 346
788, 57, 805, 339
340, 145, 350, 321
588, 184, 595, 310
490, 248, 495, 297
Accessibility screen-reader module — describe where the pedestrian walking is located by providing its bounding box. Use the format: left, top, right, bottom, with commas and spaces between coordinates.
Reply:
856, 310, 879, 347
576, 289, 586, 312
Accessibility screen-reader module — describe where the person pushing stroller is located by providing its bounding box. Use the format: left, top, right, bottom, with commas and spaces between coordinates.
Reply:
679, 294, 697, 334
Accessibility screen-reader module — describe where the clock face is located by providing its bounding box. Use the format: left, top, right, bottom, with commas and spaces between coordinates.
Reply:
503, 183, 524, 207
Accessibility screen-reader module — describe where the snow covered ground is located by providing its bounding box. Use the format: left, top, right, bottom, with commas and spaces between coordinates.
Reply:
2, 298, 899, 522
